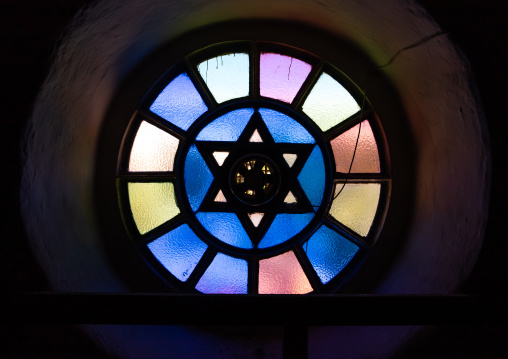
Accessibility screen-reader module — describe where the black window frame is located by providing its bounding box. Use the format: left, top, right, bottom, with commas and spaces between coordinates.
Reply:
94, 19, 415, 294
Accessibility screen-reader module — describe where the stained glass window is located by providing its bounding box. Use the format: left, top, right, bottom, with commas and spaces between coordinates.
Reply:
117, 42, 390, 294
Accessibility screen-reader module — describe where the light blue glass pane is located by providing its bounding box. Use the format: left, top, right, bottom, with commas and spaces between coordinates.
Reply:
196, 212, 253, 249
149, 73, 208, 131
147, 224, 207, 282
184, 145, 213, 212
197, 53, 250, 104
259, 108, 315, 144
196, 253, 248, 294
298, 145, 325, 207
196, 108, 254, 141
258, 213, 315, 248
304, 225, 359, 284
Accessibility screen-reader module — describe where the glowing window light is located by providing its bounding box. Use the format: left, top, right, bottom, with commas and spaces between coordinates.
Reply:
260, 53, 312, 103
259, 251, 313, 294
304, 225, 359, 284
184, 145, 213, 212
258, 213, 315, 249
197, 108, 254, 141
150, 73, 207, 131
302, 73, 360, 132
128, 182, 180, 235
196, 212, 253, 249
148, 224, 207, 281
330, 120, 380, 173
259, 108, 315, 144
198, 53, 250, 103
129, 121, 179, 172
119, 43, 389, 295
329, 183, 381, 237
196, 253, 248, 294
298, 145, 326, 207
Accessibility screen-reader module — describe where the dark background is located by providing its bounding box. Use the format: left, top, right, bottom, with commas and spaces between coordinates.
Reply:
1, 0, 507, 357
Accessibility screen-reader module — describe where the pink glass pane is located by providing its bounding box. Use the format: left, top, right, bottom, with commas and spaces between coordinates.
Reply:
260, 53, 312, 103
258, 251, 313, 294
330, 120, 380, 173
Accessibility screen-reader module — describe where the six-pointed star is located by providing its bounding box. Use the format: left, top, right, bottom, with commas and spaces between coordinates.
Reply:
195, 110, 317, 248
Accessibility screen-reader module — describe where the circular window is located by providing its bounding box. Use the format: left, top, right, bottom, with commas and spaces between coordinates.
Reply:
116, 41, 391, 294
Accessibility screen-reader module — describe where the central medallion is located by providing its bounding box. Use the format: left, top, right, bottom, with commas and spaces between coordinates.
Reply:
182, 106, 328, 250
230, 155, 281, 206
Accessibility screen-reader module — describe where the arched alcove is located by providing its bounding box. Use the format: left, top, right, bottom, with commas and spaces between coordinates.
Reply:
16, 0, 490, 358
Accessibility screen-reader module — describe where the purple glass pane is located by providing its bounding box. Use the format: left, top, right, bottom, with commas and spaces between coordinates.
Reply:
196, 253, 248, 294
260, 53, 312, 103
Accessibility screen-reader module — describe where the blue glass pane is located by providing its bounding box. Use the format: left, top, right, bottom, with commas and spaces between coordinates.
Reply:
259, 108, 315, 144
196, 108, 254, 141
196, 253, 248, 294
149, 73, 208, 131
184, 145, 213, 212
298, 145, 325, 207
147, 224, 207, 282
258, 213, 314, 248
196, 212, 253, 249
304, 225, 359, 284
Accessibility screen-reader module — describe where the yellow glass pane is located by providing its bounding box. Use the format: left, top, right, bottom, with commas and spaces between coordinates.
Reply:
329, 183, 380, 237
259, 251, 313, 294
302, 73, 360, 132
128, 182, 180, 234
129, 121, 179, 172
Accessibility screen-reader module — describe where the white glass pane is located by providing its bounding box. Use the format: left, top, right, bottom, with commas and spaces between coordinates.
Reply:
212, 151, 229, 166
283, 153, 297, 168
129, 121, 179, 172
198, 53, 249, 103
249, 129, 263, 142
302, 73, 360, 132
248, 212, 264, 227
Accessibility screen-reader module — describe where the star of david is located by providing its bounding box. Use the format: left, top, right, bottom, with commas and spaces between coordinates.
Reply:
195, 110, 316, 247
